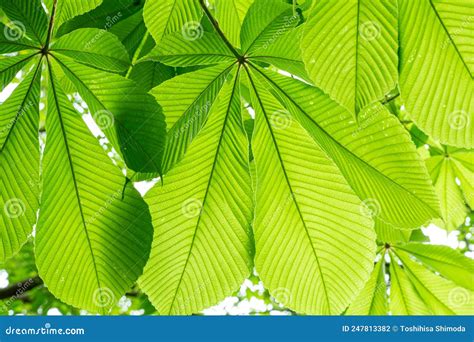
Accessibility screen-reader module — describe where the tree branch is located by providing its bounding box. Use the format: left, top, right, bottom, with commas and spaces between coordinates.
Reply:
44, 0, 58, 50
0, 276, 43, 300
198, 0, 242, 61
381, 92, 400, 105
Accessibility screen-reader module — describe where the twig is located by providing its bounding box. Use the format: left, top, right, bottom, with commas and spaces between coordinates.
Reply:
44, 0, 58, 51
198, 0, 242, 61
0, 276, 43, 300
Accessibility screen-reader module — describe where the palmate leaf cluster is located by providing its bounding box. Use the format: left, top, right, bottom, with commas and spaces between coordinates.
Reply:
0, 0, 473, 315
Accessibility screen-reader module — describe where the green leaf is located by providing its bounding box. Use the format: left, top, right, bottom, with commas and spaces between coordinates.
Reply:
1, 0, 48, 45
247, 68, 376, 314
251, 66, 440, 230
51, 28, 131, 73
0, 59, 41, 262
426, 149, 472, 230
36, 67, 153, 313
250, 26, 310, 81
143, 0, 202, 44
55, 0, 143, 38
390, 249, 474, 315
346, 260, 388, 315
145, 31, 235, 67
109, 10, 148, 59
212, 0, 254, 47
0, 53, 38, 91
389, 251, 432, 315
150, 63, 234, 173
128, 61, 176, 92
240, 0, 299, 54
0, 23, 39, 53
374, 220, 412, 244
397, 242, 474, 291
51, 56, 166, 174
431, 0, 474, 76
449, 148, 474, 208
139, 70, 254, 314
301, 0, 398, 116
53, 0, 104, 31
399, 0, 473, 148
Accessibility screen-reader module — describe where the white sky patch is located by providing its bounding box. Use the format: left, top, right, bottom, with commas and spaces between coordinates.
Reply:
0, 270, 9, 288
0, 82, 19, 103
423, 224, 459, 248
46, 308, 63, 316
82, 113, 104, 137
134, 180, 159, 196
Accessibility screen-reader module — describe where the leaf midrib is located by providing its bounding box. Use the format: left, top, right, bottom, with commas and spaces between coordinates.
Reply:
162, 62, 236, 172
168, 66, 240, 314
389, 256, 412, 314
429, 0, 473, 78
354, 0, 361, 114
7, 0, 45, 44
394, 249, 455, 314
367, 261, 384, 314
244, 8, 293, 55
1, 54, 42, 152
396, 244, 474, 272
250, 63, 440, 218
46, 57, 104, 314
52, 48, 129, 67
50, 54, 162, 173
245, 64, 332, 313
